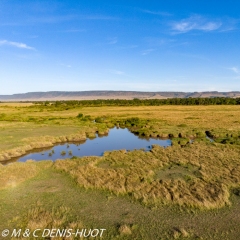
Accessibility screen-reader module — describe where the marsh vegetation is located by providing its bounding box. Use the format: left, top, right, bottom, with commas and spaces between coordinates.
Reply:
0, 102, 240, 239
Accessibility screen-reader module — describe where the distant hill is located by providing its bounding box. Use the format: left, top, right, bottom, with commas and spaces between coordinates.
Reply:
0, 91, 240, 101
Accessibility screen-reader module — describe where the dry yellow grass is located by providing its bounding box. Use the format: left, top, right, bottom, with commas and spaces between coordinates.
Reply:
11, 204, 84, 240
1, 104, 240, 162
54, 142, 240, 210
0, 161, 52, 190
1, 103, 240, 239
0, 154, 239, 239
0, 133, 87, 162
1, 103, 239, 209
78, 105, 240, 131
1, 103, 239, 130
118, 224, 132, 235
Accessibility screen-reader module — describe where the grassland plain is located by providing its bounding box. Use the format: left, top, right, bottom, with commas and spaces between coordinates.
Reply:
0, 103, 240, 239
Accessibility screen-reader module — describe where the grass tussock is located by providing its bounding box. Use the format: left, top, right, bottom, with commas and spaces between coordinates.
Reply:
118, 224, 132, 235
54, 143, 240, 209
171, 227, 191, 239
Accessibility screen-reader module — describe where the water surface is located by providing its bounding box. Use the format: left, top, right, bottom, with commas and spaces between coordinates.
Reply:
18, 127, 171, 162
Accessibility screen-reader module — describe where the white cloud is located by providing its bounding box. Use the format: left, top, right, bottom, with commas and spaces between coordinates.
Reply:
2, 14, 118, 26
171, 15, 222, 33
0, 40, 35, 50
229, 67, 239, 74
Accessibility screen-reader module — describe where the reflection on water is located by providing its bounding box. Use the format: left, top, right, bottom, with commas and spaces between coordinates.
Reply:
17, 127, 172, 162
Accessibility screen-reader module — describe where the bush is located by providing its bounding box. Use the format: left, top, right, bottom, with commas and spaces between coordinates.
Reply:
77, 113, 83, 118
95, 117, 104, 123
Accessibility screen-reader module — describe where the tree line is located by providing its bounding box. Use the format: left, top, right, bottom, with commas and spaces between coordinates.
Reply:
35, 97, 240, 107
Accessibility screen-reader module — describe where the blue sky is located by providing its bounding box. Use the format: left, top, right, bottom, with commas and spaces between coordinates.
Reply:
1, 0, 240, 94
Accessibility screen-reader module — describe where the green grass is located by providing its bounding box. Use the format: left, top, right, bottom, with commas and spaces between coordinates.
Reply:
1, 103, 240, 239
0, 161, 240, 239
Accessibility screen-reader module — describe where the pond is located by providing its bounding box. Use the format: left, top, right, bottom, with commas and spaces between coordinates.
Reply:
17, 127, 172, 162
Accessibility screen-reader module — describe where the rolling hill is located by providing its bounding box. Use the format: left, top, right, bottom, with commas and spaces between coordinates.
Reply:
0, 91, 240, 101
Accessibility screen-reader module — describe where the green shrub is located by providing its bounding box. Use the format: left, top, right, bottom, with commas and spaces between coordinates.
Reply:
77, 113, 83, 118
95, 117, 104, 123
